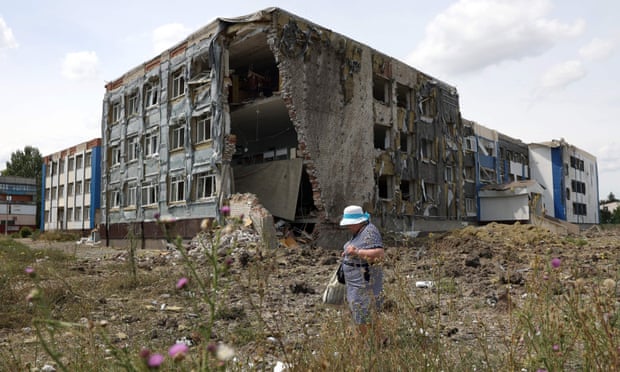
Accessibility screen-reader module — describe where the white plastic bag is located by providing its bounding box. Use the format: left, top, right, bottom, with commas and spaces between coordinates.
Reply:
322, 266, 346, 305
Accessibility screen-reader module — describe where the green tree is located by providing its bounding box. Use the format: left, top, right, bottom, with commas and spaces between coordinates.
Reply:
607, 192, 617, 202
2, 146, 43, 179
2, 146, 43, 227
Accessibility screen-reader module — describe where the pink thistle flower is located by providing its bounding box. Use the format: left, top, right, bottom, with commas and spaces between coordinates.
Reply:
168, 343, 189, 361
176, 277, 189, 290
25, 267, 35, 277
153, 212, 161, 221
147, 353, 164, 368
224, 257, 234, 267
220, 205, 231, 216
553, 344, 560, 352
551, 257, 561, 268
206, 342, 217, 354
139, 347, 151, 359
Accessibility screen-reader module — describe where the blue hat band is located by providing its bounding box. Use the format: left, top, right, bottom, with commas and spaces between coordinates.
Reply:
343, 213, 368, 219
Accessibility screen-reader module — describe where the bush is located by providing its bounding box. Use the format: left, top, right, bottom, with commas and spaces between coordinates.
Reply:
19, 227, 33, 238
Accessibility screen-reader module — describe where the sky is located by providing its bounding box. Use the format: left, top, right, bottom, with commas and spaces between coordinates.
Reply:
0, 0, 618, 198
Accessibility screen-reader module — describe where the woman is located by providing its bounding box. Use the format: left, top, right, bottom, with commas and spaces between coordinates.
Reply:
340, 205, 385, 341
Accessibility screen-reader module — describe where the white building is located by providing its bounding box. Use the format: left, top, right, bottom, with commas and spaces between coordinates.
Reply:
529, 139, 599, 225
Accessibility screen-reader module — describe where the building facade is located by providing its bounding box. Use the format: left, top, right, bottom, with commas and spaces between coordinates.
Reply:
100, 7, 465, 246
41, 139, 102, 234
529, 139, 599, 225
0, 176, 37, 235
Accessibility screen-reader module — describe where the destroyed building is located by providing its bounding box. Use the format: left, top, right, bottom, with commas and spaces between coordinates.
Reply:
99, 7, 465, 246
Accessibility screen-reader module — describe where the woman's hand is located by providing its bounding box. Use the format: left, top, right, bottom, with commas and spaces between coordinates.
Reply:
345, 244, 359, 256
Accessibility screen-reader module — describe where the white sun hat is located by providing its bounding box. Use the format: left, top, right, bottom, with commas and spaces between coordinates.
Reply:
339, 205, 370, 226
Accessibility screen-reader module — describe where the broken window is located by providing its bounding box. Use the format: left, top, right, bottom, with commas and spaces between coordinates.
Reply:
171, 68, 186, 99
170, 121, 186, 151
421, 138, 434, 161
445, 166, 454, 183
423, 182, 437, 202
396, 83, 410, 109
141, 182, 158, 206
194, 172, 216, 200
378, 175, 393, 199
169, 175, 185, 203
144, 81, 159, 108
479, 166, 496, 184
400, 180, 411, 201
463, 166, 475, 182
419, 95, 436, 118
144, 131, 159, 156
464, 136, 477, 152
126, 91, 139, 117
373, 74, 390, 104
478, 138, 496, 157
399, 132, 407, 152
192, 115, 211, 144
374, 125, 389, 150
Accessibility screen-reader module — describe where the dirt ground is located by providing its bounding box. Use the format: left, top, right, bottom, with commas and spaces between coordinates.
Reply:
3, 222, 620, 369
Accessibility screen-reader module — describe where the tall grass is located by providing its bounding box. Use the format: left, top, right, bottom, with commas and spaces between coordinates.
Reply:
1, 223, 618, 371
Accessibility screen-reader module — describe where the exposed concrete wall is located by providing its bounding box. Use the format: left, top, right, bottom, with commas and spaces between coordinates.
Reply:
271, 15, 376, 226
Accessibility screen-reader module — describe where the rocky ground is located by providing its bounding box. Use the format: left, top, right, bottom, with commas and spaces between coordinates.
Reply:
2, 222, 620, 370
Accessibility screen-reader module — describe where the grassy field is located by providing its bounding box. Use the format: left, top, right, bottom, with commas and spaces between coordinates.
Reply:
1, 223, 619, 371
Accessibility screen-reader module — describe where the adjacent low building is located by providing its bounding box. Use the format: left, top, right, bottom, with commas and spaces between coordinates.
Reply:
529, 139, 599, 224
0, 176, 37, 235
41, 139, 102, 234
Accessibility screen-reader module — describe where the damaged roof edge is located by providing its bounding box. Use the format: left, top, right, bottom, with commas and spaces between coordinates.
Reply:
104, 7, 456, 94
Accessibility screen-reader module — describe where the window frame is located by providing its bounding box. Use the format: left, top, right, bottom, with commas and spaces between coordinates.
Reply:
171, 69, 186, 99
194, 172, 216, 200
169, 175, 186, 203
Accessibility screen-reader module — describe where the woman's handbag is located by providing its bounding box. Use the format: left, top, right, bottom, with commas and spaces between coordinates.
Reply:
337, 262, 345, 284
322, 263, 346, 305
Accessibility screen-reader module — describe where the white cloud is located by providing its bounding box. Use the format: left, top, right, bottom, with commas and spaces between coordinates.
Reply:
152, 23, 192, 54
0, 16, 18, 49
539, 60, 586, 90
407, 0, 585, 75
61, 51, 100, 81
597, 142, 620, 173
579, 38, 615, 62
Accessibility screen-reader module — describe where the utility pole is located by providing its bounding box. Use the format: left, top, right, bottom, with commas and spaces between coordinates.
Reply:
5, 195, 11, 236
